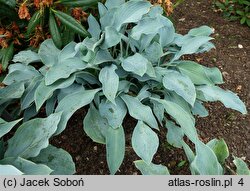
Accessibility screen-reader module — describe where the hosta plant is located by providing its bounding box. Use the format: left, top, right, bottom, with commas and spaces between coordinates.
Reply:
0, 0, 248, 175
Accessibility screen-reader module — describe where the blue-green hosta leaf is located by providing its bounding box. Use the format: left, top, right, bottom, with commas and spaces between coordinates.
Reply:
0, 157, 52, 175
121, 94, 158, 130
173, 36, 213, 61
122, 53, 148, 77
176, 61, 214, 85
158, 16, 175, 47
132, 121, 159, 164
110, 1, 151, 31
233, 157, 250, 175
191, 141, 223, 175
151, 99, 164, 126
35, 74, 76, 111
0, 165, 23, 175
76, 71, 99, 85
181, 141, 195, 163
4, 113, 62, 158
143, 42, 163, 63
3, 64, 40, 85
21, 76, 43, 110
83, 104, 107, 144
106, 125, 125, 175
191, 100, 209, 117
38, 39, 60, 66
58, 42, 78, 61
0, 82, 25, 99
0, 118, 22, 138
188, 25, 214, 37
45, 57, 87, 85
165, 121, 184, 148
12, 50, 40, 65
134, 160, 170, 175
87, 14, 101, 39
99, 64, 119, 103
196, 85, 247, 114
31, 145, 75, 175
203, 67, 223, 84
90, 49, 114, 65
150, 98, 197, 143
99, 98, 127, 129
207, 139, 229, 164
105, 0, 125, 9
163, 70, 196, 106
55, 88, 101, 135
101, 26, 121, 49
23, 104, 38, 122
98, 2, 108, 17
137, 85, 151, 101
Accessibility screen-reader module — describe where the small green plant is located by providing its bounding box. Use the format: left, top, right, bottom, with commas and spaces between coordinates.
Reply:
0, 0, 248, 175
214, 0, 250, 26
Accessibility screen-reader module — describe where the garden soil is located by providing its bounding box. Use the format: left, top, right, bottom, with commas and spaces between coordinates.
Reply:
51, 0, 250, 174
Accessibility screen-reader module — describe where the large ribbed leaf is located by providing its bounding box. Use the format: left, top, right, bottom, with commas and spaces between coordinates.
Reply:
55, 88, 100, 135
99, 64, 119, 103
0, 157, 52, 175
121, 94, 158, 130
106, 126, 125, 175
0, 118, 22, 138
31, 145, 75, 175
132, 121, 159, 164
197, 85, 247, 114
134, 160, 169, 175
163, 70, 196, 106
4, 113, 61, 158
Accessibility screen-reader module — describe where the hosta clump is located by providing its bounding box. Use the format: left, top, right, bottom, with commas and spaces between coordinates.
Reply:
0, 0, 248, 175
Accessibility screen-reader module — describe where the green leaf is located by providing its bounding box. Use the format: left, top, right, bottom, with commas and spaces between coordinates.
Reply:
134, 160, 170, 175
49, 12, 62, 49
87, 14, 101, 39
151, 98, 197, 143
35, 74, 75, 111
38, 39, 60, 67
99, 64, 119, 103
106, 126, 125, 175
55, 88, 100, 135
0, 118, 22, 138
31, 145, 75, 175
1, 42, 14, 71
83, 104, 107, 144
190, 141, 223, 175
60, 0, 99, 7
12, 50, 40, 65
174, 36, 213, 60
45, 57, 87, 85
191, 100, 209, 117
188, 26, 214, 36
233, 157, 250, 175
0, 157, 52, 175
101, 26, 121, 48
176, 61, 214, 85
121, 94, 158, 130
165, 121, 184, 148
0, 165, 23, 175
99, 97, 127, 129
54, 10, 90, 37
3, 64, 40, 85
27, 11, 41, 35
122, 53, 148, 77
132, 121, 159, 164
112, 1, 151, 30
207, 139, 229, 164
4, 113, 62, 158
0, 82, 25, 99
196, 85, 247, 114
163, 70, 196, 106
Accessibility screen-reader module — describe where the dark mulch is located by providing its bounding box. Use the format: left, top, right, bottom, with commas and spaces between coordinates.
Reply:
51, 0, 250, 174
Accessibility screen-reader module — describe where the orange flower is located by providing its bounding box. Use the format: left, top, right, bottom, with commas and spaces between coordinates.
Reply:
0, 38, 8, 48
18, 3, 31, 20
34, 0, 40, 8
72, 8, 88, 21
42, 0, 53, 7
